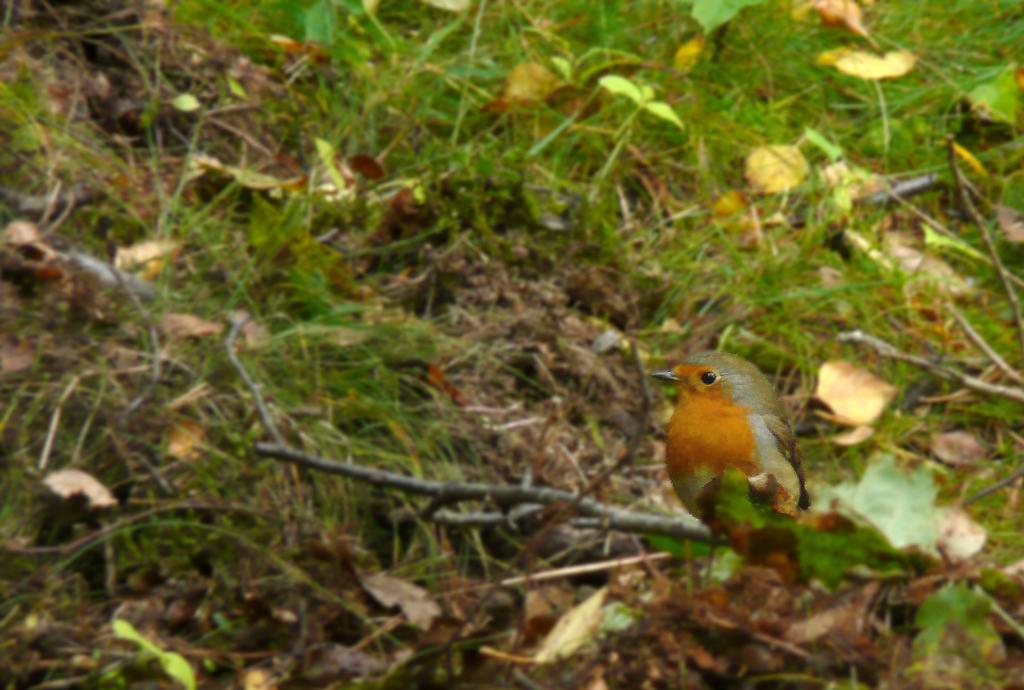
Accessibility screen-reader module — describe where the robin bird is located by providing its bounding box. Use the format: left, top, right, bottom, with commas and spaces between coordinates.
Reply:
653, 351, 810, 516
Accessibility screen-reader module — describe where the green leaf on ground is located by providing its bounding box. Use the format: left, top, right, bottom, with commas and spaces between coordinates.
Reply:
823, 453, 939, 551
689, 0, 767, 33
968, 65, 1020, 124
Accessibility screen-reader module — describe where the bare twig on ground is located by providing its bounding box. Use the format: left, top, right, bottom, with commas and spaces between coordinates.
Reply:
947, 304, 1024, 385
838, 330, 1024, 405
964, 467, 1024, 506
63, 249, 156, 301
255, 442, 711, 542
947, 136, 1024, 358
493, 552, 672, 588
225, 314, 286, 446
110, 251, 163, 419
224, 322, 712, 542
863, 173, 939, 206
0, 184, 99, 219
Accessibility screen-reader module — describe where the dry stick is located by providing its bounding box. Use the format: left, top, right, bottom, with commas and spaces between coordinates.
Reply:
225, 315, 286, 447
838, 330, 1024, 405
224, 326, 712, 542
947, 136, 1024, 358
863, 173, 939, 206
255, 442, 711, 542
947, 304, 1024, 385
494, 552, 672, 588
963, 466, 1024, 506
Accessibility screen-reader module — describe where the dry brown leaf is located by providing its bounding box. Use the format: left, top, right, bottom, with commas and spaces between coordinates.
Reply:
996, 205, 1024, 244
522, 585, 574, 644
833, 50, 916, 80
936, 507, 986, 562
832, 425, 875, 446
814, 0, 869, 38
361, 573, 440, 629
1, 336, 35, 374
883, 232, 972, 297
349, 154, 385, 180
503, 63, 560, 104
114, 239, 179, 280
787, 582, 879, 644
815, 361, 897, 426
303, 644, 385, 684
167, 418, 206, 461
3, 219, 45, 246
929, 430, 986, 467
43, 469, 117, 509
534, 586, 607, 664
745, 145, 808, 194
160, 313, 225, 339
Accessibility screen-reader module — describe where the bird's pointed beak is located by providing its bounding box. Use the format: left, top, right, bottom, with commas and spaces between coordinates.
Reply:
651, 370, 682, 383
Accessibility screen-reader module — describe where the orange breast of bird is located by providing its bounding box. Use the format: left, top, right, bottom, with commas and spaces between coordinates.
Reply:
665, 391, 757, 484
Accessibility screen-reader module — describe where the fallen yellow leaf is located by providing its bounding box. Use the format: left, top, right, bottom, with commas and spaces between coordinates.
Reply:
115, 239, 179, 281
745, 145, 809, 194
815, 47, 853, 67
673, 37, 704, 73
952, 142, 988, 177
815, 360, 897, 426
503, 62, 560, 104
711, 189, 747, 216
168, 418, 206, 461
833, 50, 916, 80
534, 587, 607, 664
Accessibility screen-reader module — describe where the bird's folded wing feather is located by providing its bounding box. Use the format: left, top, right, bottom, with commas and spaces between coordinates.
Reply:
763, 414, 811, 509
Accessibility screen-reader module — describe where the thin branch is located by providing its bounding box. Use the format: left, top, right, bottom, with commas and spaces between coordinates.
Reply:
963, 466, 1024, 506
223, 324, 713, 543
0, 183, 99, 219
838, 330, 1024, 404
225, 315, 286, 446
863, 173, 938, 206
494, 552, 672, 588
254, 442, 713, 542
947, 135, 1024, 358
947, 304, 1023, 385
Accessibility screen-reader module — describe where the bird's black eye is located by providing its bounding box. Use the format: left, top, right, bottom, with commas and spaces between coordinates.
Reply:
700, 371, 717, 385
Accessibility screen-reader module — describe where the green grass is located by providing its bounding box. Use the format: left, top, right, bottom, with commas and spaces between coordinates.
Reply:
2, 0, 1023, 683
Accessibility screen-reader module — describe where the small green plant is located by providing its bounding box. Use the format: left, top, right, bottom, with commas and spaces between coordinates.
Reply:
113, 619, 196, 690
594, 74, 684, 190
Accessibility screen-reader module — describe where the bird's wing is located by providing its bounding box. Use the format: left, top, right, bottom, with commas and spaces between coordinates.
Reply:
763, 414, 811, 510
